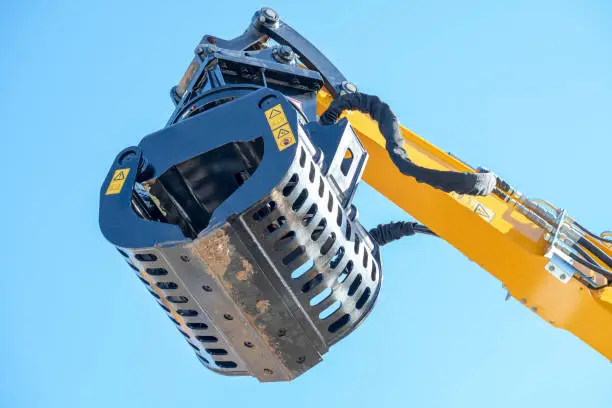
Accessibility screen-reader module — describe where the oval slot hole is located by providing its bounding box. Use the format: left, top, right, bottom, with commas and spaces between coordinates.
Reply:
340, 148, 354, 176
206, 348, 228, 356
320, 232, 336, 256
329, 247, 344, 269
177, 309, 198, 317
196, 335, 218, 343
337, 261, 353, 283
274, 231, 296, 251
318, 176, 325, 197
157, 282, 178, 290
356, 287, 371, 310
135, 253, 157, 262
319, 300, 341, 320
348, 274, 362, 297
282, 174, 299, 196
291, 259, 314, 279
282, 246, 305, 266
265, 216, 286, 235
310, 287, 332, 306
187, 322, 208, 330
167, 295, 188, 303
328, 314, 350, 333
216, 361, 237, 369
146, 268, 168, 276
302, 204, 317, 226
302, 274, 323, 293
311, 219, 327, 241
292, 189, 308, 212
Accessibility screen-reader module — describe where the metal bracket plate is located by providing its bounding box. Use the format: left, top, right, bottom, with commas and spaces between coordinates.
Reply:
544, 209, 574, 283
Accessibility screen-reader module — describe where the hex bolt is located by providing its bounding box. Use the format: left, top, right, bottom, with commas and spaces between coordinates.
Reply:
278, 45, 294, 60
263, 368, 274, 375
277, 328, 287, 337
180, 255, 190, 263
244, 341, 254, 348
342, 81, 358, 94
260, 7, 279, 25
296, 356, 306, 364
274, 45, 295, 64
202, 285, 213, 292
223, 313, 234, 321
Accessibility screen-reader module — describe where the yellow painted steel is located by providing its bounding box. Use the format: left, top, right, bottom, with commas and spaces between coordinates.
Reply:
317, 89, 612, 360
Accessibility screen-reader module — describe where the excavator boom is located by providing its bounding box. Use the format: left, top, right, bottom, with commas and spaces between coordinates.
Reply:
318, 89, 612, 360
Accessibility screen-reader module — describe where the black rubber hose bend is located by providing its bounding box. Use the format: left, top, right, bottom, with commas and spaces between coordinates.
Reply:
319, 92, 496, 196
369, 221, 436, 246
577, 237, 612, 270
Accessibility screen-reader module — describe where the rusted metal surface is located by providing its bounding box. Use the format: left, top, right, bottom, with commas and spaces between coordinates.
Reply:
175, 57, 201, 99
193, 229, 231, 280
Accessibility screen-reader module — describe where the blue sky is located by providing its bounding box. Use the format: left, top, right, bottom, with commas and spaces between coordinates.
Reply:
1, 1, 611, 407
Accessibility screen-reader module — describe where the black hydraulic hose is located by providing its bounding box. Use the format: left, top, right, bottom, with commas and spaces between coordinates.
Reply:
577, 237, 612, 270
571, 243, 598, 266
574, 221, 612, 244
414, 225, 438, 237
369, 221, 436, 246
568, 251, 612, 281
319, 92, 497, 196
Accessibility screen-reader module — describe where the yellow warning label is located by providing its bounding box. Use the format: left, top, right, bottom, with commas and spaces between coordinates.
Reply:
264, 104, 296, 151
450, 193, 495, 223
105, 168, 130, 195
265, 105, 288, 130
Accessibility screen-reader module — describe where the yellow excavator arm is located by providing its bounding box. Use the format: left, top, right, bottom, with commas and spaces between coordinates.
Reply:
316, 89, 612, 360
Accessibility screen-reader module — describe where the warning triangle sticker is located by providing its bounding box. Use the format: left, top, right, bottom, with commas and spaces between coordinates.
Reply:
474, 204, 490, 218
275, 127, 290, 138
113, 171, 126, 181
268, 108, 282, 119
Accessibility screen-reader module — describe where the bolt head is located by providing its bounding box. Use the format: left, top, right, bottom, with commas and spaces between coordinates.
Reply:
560, 273, 567, 280
342, 81, 358, 94
263, 8, 277, 19
548, 265, 556, 272
260, 7, 279, 25
274, 45, 294, 63
279, 45, 293, 58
